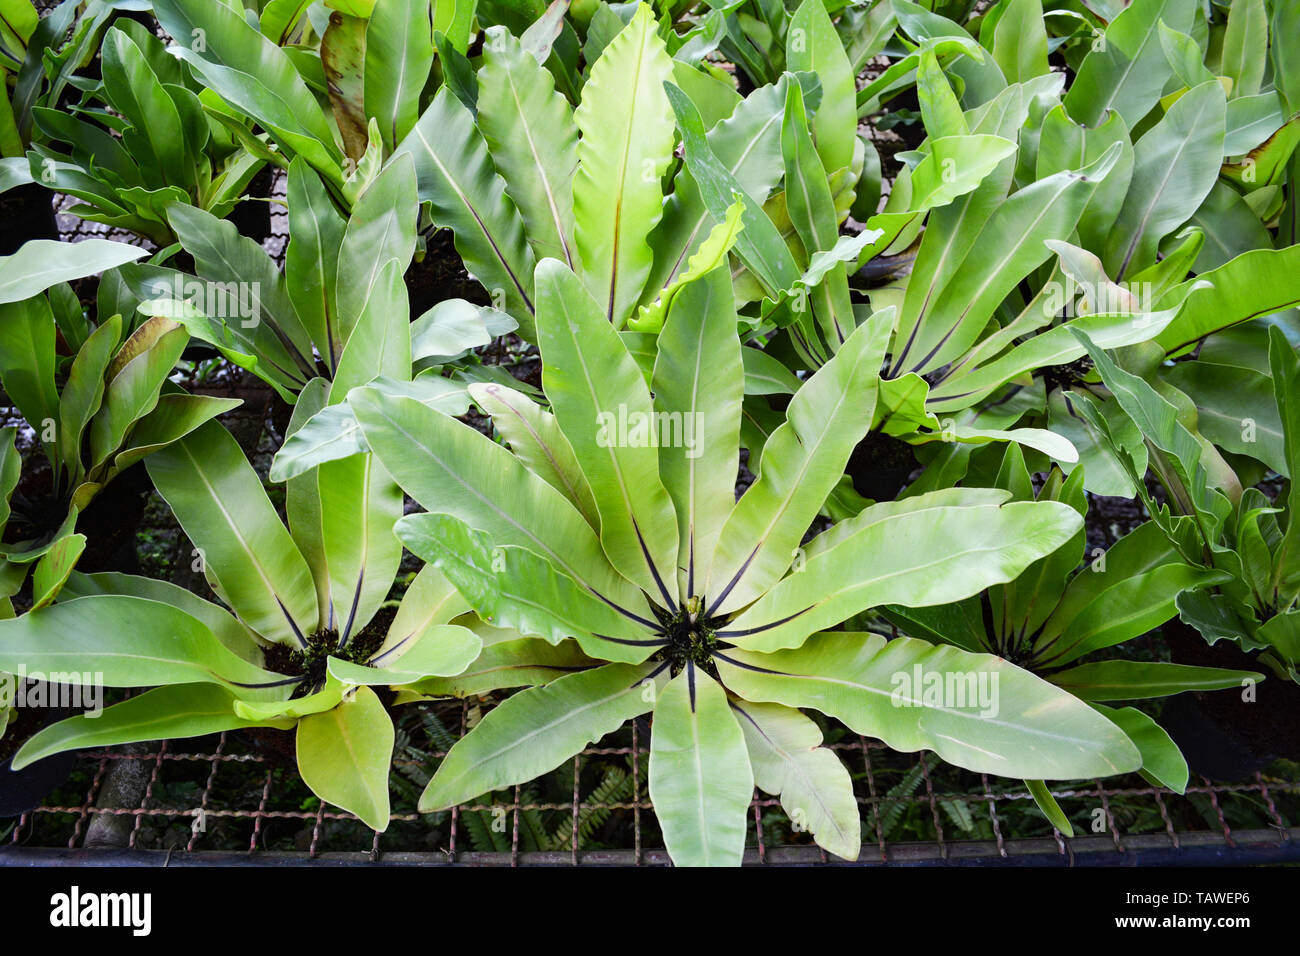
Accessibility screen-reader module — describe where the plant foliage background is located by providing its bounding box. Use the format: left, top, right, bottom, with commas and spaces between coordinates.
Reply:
0, 0, 1298, 865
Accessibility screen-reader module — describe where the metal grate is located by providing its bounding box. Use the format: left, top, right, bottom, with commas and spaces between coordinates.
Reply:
5, 697, 1299, 866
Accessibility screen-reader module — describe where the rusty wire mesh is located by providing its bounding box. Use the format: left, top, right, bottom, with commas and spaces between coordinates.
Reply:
5, 709, 1299, 865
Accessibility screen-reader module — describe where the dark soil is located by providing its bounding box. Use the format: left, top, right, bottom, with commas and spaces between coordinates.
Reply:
405, 229, 492, 319
847, 431, 919, 501
1084, 492, 1149, 555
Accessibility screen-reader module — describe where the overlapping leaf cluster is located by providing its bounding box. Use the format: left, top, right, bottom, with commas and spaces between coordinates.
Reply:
0, 0, 1295, 865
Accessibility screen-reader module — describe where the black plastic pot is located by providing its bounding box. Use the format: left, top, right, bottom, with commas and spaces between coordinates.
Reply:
0, 702, 78, 818
0, 183, 59, 256
1159, 618, 1300, 780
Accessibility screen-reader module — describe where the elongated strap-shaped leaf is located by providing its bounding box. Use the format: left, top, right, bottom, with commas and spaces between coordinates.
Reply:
0, 1, 37, 73
1039, 518, 1178, 643
1034, 564, 1224, 668
643, 74, 790, 303
396, 513, 657, 663
0, 594, 286, 690
632, 197, 743, 334
1220, 0, 1268, 100
328, 624, 481, 685
408, 635, 598, 698
146, 421, 318, 645
395, 88, 537, 333
317, 450, 403, 646
666, 82, 800, 301
0, 239, 147, 305
363, 0, 434, 153
1062, 0, 1195, 128
1025, 779, 1073, 835
572, 3, 675, 324
0, 297, 58, 468
1103, 81, 1226, 280
889, 76, 1055, 359
0, 426, 18, 531
335, 156, 418, 350
1050, 661, 1263, 701
331, 259, 412, 401
275, 400, 365, 486
535, 260, 679, 602
650, 667, 754, 867
88, 322, 189, 473
782, 79, 838, 262
101, 27, 191, 189
1074, 330, 1234, 536
651, 266, 743, 600
786, 0, 855, 174
1091, 703, 1188, 793
62, 570, 262, 664
13, 684, 295, 771
234, 675, 344, 723
987, 0, 1048, 84
420, 661, 657, 811
348, 386, 641, 607
1037, 105, 1134, 258
1268, 326, 1300, 606
894, 146, 1120, 376
56, 314, 120, 477
934, 317, 1181, 419
167, 203, 316, 376
478, 27, 578, 268
1153, 245, 1300, 357
718, 632, 1142, 779
726, 500, 1081, 653
804, 487, 1011, 558
706, 315, 888, 615
152, 0, 343, 182
733, 699, 859, 861
892, 0, 1006, 105
285, 159, 346, 373
298, 685, 393, 830
112, 394, 242, 489
374, 564, 471, 661
780, 79, 855, 352
284, 377, 333, 625
274, 375, 470, 481
30, 532, 84, 610
468, 381, 599, 528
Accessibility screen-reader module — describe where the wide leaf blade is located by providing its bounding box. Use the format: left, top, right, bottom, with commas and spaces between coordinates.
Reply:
718, 632, 1142, 779
419, 661, 657, 811
649, 667, 753, 867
